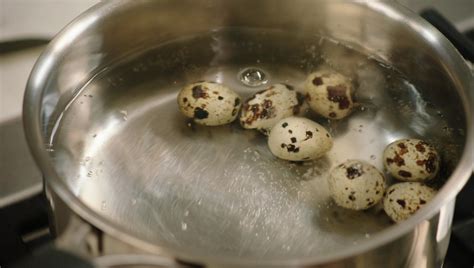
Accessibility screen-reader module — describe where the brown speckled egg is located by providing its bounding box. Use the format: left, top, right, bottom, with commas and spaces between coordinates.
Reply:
383, 182, 436, 222
383, 139, 440, 182
240, 84, 307, 135
177, 82, 241, 126
304, 70, 354, 119
268, 117, 333, 161
328, 160, 386, 210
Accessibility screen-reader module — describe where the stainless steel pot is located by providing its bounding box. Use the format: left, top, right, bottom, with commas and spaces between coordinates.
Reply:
23, 0, 473, 267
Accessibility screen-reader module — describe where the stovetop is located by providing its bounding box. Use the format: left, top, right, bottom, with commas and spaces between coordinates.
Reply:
0, 1, 473, 267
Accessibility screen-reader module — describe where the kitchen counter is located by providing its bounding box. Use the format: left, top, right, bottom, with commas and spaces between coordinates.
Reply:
0, 0, 97, 207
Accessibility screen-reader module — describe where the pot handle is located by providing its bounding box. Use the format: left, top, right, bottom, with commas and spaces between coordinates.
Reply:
10, 246, 95, 268
420, 9, 474, 62
10, 216, 95, 268
10, 248, 186, 268
10, 215, 192, 268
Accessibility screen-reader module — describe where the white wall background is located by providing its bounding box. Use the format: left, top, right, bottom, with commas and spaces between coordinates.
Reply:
0, 0, 98, 40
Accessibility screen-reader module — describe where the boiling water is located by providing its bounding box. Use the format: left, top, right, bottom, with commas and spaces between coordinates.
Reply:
51, 29, 463, 259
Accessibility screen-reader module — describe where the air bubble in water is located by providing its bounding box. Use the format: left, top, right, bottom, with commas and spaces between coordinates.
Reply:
181, 222, 188, 231
45, 143, 54, 152
239, 67, 268, 87
120, 110, 128, 121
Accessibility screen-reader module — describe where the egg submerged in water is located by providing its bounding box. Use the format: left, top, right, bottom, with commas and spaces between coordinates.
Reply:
383, 138, 440, 182
177, 81, 242, 126
267, 117, 333, 161
383, 182, 437, 222
328, 160, 386, 210
304, 70, 354, 119
240, 83, 307, 135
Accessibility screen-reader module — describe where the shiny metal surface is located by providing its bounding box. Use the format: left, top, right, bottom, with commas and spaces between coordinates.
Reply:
47, 30, 462, 259
24, 0, 473, 267
48, 189, 456, 268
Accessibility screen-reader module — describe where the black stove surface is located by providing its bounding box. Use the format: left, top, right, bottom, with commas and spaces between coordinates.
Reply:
444, 175, 474, 268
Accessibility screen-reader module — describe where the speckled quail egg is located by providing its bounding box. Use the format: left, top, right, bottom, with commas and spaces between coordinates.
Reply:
383, 182, 437, 222
328, 160, 386, 210
304, 70, 354, 119
383, 139, 440, 182
240, 84, 307, 135
177, 81, 242, 126
268, 117, 333, 161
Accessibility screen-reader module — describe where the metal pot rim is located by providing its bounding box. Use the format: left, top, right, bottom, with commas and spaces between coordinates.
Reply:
23, 0, 474, 266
